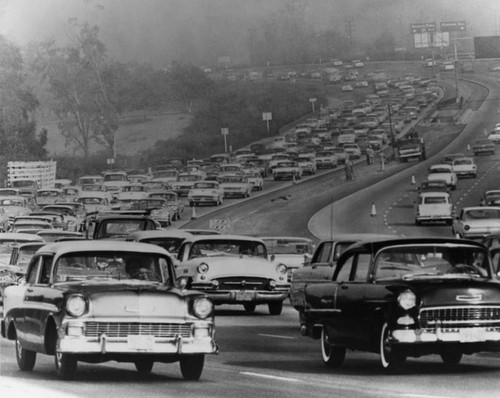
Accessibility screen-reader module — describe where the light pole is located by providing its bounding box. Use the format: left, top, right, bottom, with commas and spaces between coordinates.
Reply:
221, 128, 229, 153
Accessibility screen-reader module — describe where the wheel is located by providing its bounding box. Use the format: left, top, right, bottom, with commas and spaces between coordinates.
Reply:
16, 337, 36, 371
243, 303, 256, 313
179, 354, 205, 380
320, 326, 346, 368
189, 202, 194, 207
55, 352, 77, 380
415, 219, 421, 226
440, 349, 462, 365
134, 360, 154, 374
379, 322, 406, 371
268, 301, 283, 315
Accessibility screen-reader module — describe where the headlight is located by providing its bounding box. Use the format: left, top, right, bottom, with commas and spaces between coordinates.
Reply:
397, 290, 416, 310
464, 225, 470, 231
197, 262, 209, 274
193, 296, 213, 319
66, 295, 87, 317
276, 263, 287, 275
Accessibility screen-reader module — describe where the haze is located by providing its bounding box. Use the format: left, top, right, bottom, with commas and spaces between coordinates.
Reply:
1, 0, 499, 66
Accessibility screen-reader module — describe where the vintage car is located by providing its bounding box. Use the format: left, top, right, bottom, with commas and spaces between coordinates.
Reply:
219, 175, 253, 198
452, 206, 500, 239
0, 195, 33, 225
272, 160, 303, 181
480, 190, 500, 206
315, 151, 338, 169
148, 190, 184, 221
451, 157, 477, 178
102, 171, 129, 194
290, 233, 393, 313
10, 218, 53, 234
418, 179, 450, 193
176, 235, 290, 314
243, 171, 264, 191
187, 181, 224, 207
301, 237, 500, 370
81, 211, 159, 240
261, 236, 314, 281
126, 229, 194, 256
78, 175, 104, 187
415, 191, 454, 226
427, 164, 457, 190
133, 198, 172, 228
441, 153, 465, 165
472, 139, 496, 156
151, 169, 179, 188
76, 192, 112, 213
61, 186, 81, 201
35, 189, 66, 206
171, 173, 203, 197
1, 240, 217, 380
297, 155, 317, 176
40, 205, 83, 230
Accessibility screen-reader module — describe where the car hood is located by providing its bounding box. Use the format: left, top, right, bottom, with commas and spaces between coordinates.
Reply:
220, 183, 247, 189
270, 254, 307, 269
3, 207, 30, 217
398, 278, 500, 307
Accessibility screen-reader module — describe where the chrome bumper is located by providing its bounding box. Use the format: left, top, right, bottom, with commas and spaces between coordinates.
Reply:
392, 327, 500, 344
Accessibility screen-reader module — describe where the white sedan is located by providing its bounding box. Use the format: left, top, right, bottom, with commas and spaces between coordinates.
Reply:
487, 132, 500, 143
452, 207, 500, 239
427, 164, 457, 190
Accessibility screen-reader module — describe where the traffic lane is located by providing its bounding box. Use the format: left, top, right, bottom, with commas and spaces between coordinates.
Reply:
2, 303, 500, 398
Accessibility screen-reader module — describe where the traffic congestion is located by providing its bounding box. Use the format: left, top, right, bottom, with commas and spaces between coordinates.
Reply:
2, 2, 500, 396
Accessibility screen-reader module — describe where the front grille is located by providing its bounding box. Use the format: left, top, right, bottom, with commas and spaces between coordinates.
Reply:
192, 195, 214, 200
419, 306, 500, 329
84, 322, 192, 338
215, 277, 270, 291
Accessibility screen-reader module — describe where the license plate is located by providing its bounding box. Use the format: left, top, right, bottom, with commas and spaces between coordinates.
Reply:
459, 328, 486, 343
127, 335, 154, 350
236, 291, 254, 301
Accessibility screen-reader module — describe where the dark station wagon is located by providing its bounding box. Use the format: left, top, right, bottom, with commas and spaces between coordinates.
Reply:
301, 237, 500, 371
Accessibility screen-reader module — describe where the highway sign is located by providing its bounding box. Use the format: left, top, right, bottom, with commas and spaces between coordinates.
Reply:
440, 21, 466, 32
410, 23, 436, 33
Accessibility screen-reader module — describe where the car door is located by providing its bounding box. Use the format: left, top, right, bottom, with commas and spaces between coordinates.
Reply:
333, 253, 372, 346
23, 254, 56, 351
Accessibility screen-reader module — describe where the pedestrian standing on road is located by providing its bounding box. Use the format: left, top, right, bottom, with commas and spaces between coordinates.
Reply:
348, 158, 356, 180
344, 158, 352, 181
366, 146, 374, 165
379, 151, 386, 172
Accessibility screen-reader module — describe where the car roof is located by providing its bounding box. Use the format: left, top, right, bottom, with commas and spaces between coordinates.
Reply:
418, 191, 450, 197
0, 232, 45, 242
37, 240, 170, 256
126, 230, 193, 240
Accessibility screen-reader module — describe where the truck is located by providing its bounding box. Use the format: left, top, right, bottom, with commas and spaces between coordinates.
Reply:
415, 191, 454, 226
7, 161, 57, 196
396, 138, 426, 162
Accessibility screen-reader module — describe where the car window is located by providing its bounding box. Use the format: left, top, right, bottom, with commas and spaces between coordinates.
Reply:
311, 242, 332, 264
353, 254, 372, 281
26, 257, 41, 284
39, 255, 54, 284
335, 255, 354, 282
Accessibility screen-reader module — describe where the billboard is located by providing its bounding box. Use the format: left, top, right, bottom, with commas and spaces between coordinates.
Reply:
474, 36, 500, 59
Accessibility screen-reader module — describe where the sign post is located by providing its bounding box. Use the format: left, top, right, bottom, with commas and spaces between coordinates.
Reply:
221, 128, 229, 153
309, 98, 317, 113
262, 112, 272, 133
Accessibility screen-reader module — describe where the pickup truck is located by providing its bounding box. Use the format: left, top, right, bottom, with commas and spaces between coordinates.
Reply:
81, 211, 158, 239
415, 191, 453, 226
397, 138, 426, 162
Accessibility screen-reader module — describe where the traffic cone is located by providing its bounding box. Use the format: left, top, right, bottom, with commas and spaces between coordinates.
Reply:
191, 206, 197, 220
411, 175, 416, 185
467, 144, 471, 151
370, 203, 377, 217
292, 174, 297, 184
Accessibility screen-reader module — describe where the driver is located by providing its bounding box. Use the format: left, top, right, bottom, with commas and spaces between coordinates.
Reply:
125, 256, 152, 280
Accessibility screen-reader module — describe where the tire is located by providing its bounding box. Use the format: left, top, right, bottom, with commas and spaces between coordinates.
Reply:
189, 202, 194, 207
15, 337, 36, 371
415, 219, 421, 226
379, 322, 406, 372
320, 327, 346, 368
268, 301, 283, 315
243, 303, 256, 313
135, 360, 154, 374
179, 354, 205, 380
55, 352, 78, 380
440, 350, 462, 365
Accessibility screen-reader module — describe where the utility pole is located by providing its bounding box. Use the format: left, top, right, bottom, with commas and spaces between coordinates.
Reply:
345, 20, 354, 49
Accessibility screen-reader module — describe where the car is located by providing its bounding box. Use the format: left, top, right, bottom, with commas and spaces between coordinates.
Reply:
102, 171, 129, 194
37, 205, 82, 231
34, 188, 66, 206
81, 211, 158, 240
244, 171, 264, 191
480, 190, 500, 206
415, 191, 454, 225
297, 155, 317, 175
487, 131, 500, 143
151, 169, 179, 188
418, 179, 450, 193
441, 153, 465, 165
1, 240, 217, 380
260, 236, 315, 281
301, 237, 500, 371
341, 84, 353, 92
219, 175, 253, 198
272, 160, 303, 181
147, 190, 184, 221
452, 206, 500, 239
176, 235, 290, 314
187, 181, 224, 207
75, 192, 112, 213
342, 143, 361, 159
427, 164, 457, 190
472, 139, 496, 155
451, 156, 477, 178
171, 173, 203, 197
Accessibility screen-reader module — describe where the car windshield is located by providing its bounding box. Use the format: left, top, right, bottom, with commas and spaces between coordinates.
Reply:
374, 244, 491, 280
141, 237, 185, 253
189, 239, 267, 259
463, 209, 500, 220
263, 238, 313, 255
78, 197, 105, 205
178, 175, 198, 182
423, 196, 447, 204
0, 199, 26, 206
430, 168, 450, 173
221, 177, 246, 183
194, 183, 217, 189
53, 252, 168, 283
104, 174, 127, 182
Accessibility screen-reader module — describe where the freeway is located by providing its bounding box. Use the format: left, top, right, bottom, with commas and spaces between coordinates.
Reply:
2, 77, 500, 398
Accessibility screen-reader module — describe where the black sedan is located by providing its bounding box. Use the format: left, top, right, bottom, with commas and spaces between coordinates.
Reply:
301, 237, 500, 371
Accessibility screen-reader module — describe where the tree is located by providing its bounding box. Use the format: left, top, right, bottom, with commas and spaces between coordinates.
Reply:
0, 35, 47, 174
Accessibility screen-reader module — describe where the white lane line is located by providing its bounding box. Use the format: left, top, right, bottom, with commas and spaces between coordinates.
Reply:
240, 371, 300, 382
258, 333, 297, 340
399, 394, 456, 398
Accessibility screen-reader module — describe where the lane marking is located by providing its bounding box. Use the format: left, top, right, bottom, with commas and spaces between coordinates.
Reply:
240, 371, 300, 382
258, 333, 297, 340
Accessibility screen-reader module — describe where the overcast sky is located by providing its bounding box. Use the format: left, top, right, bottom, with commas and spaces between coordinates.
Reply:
1, 0, 499, 66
